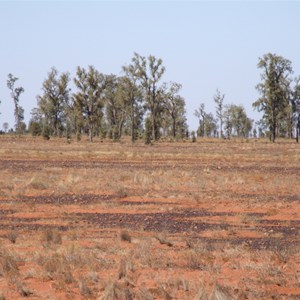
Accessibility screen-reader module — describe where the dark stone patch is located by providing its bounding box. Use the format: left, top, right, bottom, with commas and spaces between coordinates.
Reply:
0, 223, 70, 231
2, 194, 115, 205
1, 159, 299, 175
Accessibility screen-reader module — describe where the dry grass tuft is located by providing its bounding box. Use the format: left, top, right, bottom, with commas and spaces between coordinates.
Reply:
7, 230, 18, 244
42, 229, 62, 246
28, 177, 48, 190
79, 276, 93, 296
194, 286, 209, 300
0, 291, 5, 300
185, 250, 204, 270
115, 186, 128, 198
210, 284, 233, 300
98, 281, 134, 300
158, 284, 173, 300
117, 255, 135, 281
137, 287, 154, 300
38, 252, 72, 281
16, 282, 34, 297
155, 233, 173, 247
0, 250, 19, 277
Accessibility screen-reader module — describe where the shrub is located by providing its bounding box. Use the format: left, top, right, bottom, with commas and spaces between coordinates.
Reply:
28, 121, 42, 136
120, 231, 131, 243
42, 124, 50, 140
191, 131, 196, 143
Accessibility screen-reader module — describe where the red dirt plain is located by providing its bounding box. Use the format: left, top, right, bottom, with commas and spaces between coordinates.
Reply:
0, 136, 299, 299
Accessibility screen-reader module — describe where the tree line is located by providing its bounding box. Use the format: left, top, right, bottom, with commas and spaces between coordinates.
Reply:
1, 52, 300, 143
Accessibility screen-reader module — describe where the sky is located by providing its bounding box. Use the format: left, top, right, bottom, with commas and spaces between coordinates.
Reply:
0, 1, 300, 132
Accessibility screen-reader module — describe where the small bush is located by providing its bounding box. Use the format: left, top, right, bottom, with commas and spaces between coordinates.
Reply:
116, 187, 128, 198
28, 121, 42, 136
191, 131, 196, 143
29, 178, 48, 190
120, 231, 131, 243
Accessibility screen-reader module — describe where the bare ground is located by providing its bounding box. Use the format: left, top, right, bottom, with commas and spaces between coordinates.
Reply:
0, 136, 300, 299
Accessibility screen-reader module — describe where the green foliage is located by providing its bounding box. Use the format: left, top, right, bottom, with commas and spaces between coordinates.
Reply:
291, 77, 300, 142
118, 71, 143, 143
162, 82, 187, 139
30, 122, 41, 136
214, 89, 225, 138
224, 104, 253, 138
129, 53, 165, 141
253, 53, 292, 142
37, 67, 70, 137
7, 73, 25, 134
105, 75, 127, 141
195, 103, 207, 137
73, 66, 106, 142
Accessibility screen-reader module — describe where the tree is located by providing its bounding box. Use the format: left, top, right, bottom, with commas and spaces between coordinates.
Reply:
162, 82, 186, 138
73, 66, 106, 142
129, 52, 165, 141
291, 76, 300, 142
105, 75, 127, 141
255, 119, 267, 138
122, 63, 144, 143
214, 89, 225, 138
203, 113, 217, 137
3, 122, 9, 133
194, 103, 206, 137
223, 104, 253, 138
253, 53, 292, 142
37, 67, 70, 137
7, 74, 25, 134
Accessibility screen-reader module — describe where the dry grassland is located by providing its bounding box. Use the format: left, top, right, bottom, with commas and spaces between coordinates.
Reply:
0, 135, 299, 299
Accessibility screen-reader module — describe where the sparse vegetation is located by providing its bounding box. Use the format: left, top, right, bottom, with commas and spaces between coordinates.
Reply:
0, 137, 299, 299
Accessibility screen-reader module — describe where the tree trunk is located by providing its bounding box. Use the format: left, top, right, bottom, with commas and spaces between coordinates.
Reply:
131, 101, 135, 144
172, 117, 176, 138
118, 112, 125, 140
272, 123, 276, 143
152, 109, 156, 141
296, 116, 300, 143
89, 124, 93, 142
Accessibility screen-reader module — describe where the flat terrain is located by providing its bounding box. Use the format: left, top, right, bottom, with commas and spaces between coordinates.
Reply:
0, 136, 299, 299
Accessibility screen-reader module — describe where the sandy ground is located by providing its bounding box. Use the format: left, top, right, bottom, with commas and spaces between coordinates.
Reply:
0, 136, 299, 299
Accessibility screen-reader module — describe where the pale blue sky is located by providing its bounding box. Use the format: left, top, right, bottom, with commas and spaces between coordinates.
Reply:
0, 1, 299, 131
